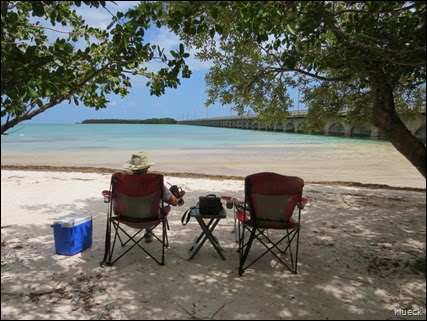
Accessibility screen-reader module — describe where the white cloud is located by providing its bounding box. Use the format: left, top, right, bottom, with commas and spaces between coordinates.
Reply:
75, 7, 112, 29
153, 27, 181, 51
187, 48, 213, 71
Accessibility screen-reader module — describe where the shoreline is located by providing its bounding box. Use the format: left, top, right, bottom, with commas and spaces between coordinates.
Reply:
2, 164, 425, 192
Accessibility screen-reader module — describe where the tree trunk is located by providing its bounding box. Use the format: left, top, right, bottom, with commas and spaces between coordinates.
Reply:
369, 70, 426, 178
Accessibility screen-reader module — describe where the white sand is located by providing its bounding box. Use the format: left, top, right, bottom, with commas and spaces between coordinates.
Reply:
2, 146, 426, 188
1, 170, 426, 320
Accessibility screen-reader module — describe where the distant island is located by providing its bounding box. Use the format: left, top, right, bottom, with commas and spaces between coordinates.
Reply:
81, 118, 177, 124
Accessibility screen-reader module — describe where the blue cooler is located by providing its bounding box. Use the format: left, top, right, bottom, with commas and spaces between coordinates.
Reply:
51, 214, 93, 256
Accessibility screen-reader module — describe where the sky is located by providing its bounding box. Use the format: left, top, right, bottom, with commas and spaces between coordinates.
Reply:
17, 1, 304, 124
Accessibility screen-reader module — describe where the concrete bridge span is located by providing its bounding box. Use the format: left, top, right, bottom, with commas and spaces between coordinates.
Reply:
178, 111, 426, 142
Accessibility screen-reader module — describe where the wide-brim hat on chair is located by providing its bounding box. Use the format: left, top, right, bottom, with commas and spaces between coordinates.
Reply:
123, 152, 155, 171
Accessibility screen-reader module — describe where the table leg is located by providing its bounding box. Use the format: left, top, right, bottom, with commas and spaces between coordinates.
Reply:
189, 218, 225, 260
190, 219, 215, 251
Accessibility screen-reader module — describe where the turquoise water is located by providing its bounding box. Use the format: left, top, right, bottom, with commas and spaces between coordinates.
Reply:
2, 123, 425, 188
1, 123, 385, 152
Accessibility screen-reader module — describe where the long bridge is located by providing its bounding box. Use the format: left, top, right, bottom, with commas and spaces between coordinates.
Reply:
178, 110, 426, 141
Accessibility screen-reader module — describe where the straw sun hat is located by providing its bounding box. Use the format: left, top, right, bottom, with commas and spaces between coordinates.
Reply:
123, 152, 155, 171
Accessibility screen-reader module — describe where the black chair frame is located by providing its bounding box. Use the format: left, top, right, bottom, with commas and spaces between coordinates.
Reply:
238, 206, 302, 276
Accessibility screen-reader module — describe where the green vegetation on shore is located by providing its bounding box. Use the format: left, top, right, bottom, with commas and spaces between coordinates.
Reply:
81, 118, 177, 124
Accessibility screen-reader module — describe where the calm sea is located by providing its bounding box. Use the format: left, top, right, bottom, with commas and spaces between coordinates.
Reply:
1, 123, 386, 151
1, 123, 425, 188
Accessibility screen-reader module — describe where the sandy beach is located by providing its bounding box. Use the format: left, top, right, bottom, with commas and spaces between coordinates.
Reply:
1, 168, 425, 320
2, 145, 426, 189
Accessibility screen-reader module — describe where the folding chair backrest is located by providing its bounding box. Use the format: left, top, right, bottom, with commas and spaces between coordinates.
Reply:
111, 173, 163, 220
245, 172, 304, 227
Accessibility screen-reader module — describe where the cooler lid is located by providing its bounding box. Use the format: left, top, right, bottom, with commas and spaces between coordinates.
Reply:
53, 214, 92, 228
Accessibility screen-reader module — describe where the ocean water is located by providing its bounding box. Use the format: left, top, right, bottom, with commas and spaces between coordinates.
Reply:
1, 123, 425, 188
1, 123, 385, 151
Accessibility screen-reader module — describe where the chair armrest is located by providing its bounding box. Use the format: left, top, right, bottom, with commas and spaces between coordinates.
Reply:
222, 196, 246, 210
160, 205, 171, 218
231, 199, 246, 205
102, 190, 111, 203
221, 196, 245, 205
297, 197, 308, 210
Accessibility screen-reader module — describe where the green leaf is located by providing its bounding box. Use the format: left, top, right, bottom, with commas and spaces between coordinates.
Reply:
215, 24, 223, 35
96, 76, 108, 84
286, 24, 295, 35
106, 18, 116, 30
209, 28, 215, 39
28, 88, 39, 99
31, 2, 45, 17
35, 99, 43, 107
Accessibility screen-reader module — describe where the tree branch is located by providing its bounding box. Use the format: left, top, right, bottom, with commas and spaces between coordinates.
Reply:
273, 67, 351, 82
103, 5, 116, 19
31, 25, 74, 35
383, 57, 426, 68
1, 66, 108, 134
122, 70, 166, 80
332, 4, 418, 17
256, 42, 351, 84
243, 67, 272, 92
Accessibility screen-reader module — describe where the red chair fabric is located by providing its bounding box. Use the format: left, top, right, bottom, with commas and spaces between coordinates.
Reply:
237, 172, 308, 275
245, 172, 304, 224
101, 173, 169, 267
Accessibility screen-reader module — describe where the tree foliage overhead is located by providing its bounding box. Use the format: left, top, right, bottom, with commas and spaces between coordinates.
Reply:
2, 1, 426, 178
1, 1, 190, 134
162, 1, 426, 177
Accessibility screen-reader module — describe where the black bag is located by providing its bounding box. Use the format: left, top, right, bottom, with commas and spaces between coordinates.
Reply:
199, 194, 223, 215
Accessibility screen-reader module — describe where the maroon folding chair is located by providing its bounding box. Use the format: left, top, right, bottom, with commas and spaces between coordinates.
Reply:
100, 173, 170, 266
236, 172, 308, 276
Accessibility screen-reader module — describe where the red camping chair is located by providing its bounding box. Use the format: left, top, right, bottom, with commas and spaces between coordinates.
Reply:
233, 172, 308, 276
100, 173, 170, 266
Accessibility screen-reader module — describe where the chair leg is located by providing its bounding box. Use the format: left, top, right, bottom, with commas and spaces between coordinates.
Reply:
101, 216, 112, 266
294, 228, 300, 274
287, 232, 294, 270
108, 221, 120, 265
165, 219, 169, 247
266, 229, 299, 274
239, 228, 300, 275
161, 220, 166, 266
107, 221, 168, 266
239, 227, 256, 276
233, 208, 238, 243
122, 228, 144, 247
116, 222, 125, 247
238, 221, 244, 272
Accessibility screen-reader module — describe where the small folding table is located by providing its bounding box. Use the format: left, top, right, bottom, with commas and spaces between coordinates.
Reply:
188, 207, 227, 260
